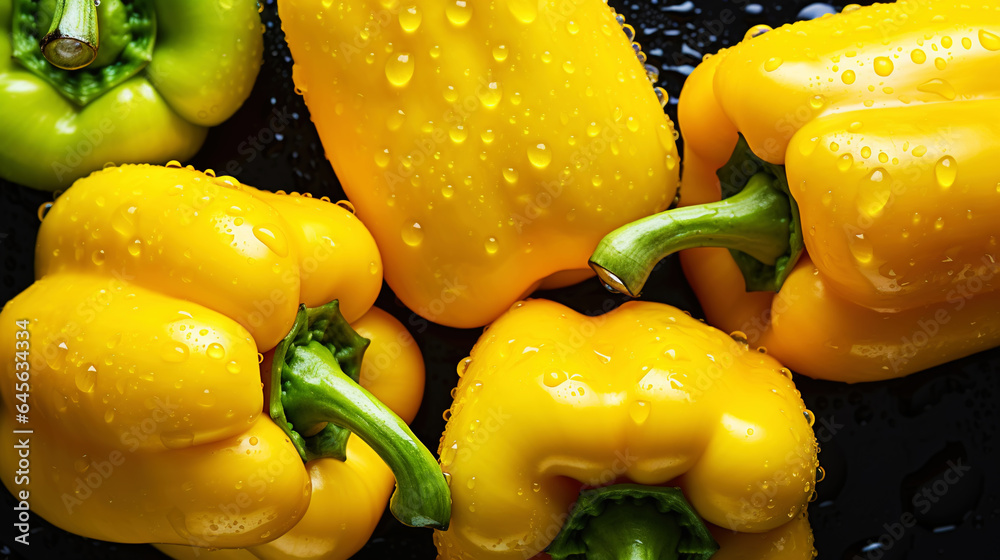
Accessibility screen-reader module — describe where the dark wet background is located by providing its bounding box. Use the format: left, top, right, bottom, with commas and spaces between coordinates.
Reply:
1, 1, 996, 558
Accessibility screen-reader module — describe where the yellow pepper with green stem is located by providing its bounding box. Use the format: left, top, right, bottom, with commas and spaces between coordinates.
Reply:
157, 306, 430, 560
434, 298, 818, 559
591, 1, 1000, 382
0, 164, 450, 548
279, 0, 680, 328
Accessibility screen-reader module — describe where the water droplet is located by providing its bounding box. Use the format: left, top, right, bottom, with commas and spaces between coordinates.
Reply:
838, 153, 854, 171
561, 60, 575, 74
803, 409, 815, 427
911, 145, 928, 157
873, 56, 894, 76
162, 343, 190, 363
730, 331, 749, 345
449, 125, 468, 143
446, 0, 471, 25
502, 168, 519, 185
127, 238, 142, 257
860, 146, 872, 159
527, 143, 552, 169
441, 185, 455, 199
492, 45, 508, 62
841, 70, 856, 84
457, 357, 472, 376
37, 202, 53, 222
935, 156, 957, 189
252, 225, 289, 257
621, 24, 635, 42
934, 217, 945, 231
399, 5, 421, 32
477, 81, 502, 108
484, 237, 499, 255
91, 249, 106, 266
75, 364, 97, 393
849, 232, 874, 264
816, 466, 826, 483
629, 400, 650, 424
917, 78, 956, 100
979, 29, 1000, 51
165, 160, 182, 168
532, 482, 541, 492
385, 53, 414, 87
207, 343, 225, 360
586, 122, 601, 137
543, 371, 565, 387
402, 222, 424, 247
934, 57, 947, 70
566, 20, 579, 34
809, 95, 827, 109
780, 367, 794, 380
654, 87, 668, 107
226, 360, 241, 375
858, 169, 892, 217
764, 57, 783, 72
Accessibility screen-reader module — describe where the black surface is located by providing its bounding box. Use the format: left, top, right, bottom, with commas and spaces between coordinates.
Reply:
2, 1, 997, 559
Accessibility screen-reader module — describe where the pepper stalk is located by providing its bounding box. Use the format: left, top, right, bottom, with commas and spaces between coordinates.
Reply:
269, 301, 451, 530
590, 136, 804, 297
547, 484, 718, 560
40, 0, 100, 69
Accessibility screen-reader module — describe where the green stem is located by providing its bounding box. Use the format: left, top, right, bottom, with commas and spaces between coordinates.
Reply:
590, 173, 791, 297
269, 302, 450, 530
280, 341, 450, 529
583, 502, 682, 560
40, 0, 99, 70
547, 484, 718, 560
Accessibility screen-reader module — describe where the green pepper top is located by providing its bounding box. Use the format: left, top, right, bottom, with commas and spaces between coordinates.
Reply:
1, 0, 264, 191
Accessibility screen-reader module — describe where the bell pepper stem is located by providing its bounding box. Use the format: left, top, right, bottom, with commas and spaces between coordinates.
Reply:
589, 173, 791, 297
279, 341, 450, 529
41, 0, 99, 70
547, 484, 717, 560
582, 502, 682, 560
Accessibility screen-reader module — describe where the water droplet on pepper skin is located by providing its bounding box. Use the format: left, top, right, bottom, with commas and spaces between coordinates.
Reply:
402, 222, 425, 247
935, 156, 957, 189
385, 53, 415, 87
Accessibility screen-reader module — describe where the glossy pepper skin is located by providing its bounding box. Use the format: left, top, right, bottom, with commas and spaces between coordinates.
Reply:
279, 0, 680, 328
592, 1, 1000, 382
0, 164, 450, 547
156, 307, 428, 560
433, 299, 818, 559
0, 0, 263, 190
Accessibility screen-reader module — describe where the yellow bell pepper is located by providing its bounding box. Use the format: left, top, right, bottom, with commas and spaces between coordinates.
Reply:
279, 0, 680, 328
0, 164, 450, 548
157, 306, 428, 560
590, 1, 1000, 381
433, 299, 818, 559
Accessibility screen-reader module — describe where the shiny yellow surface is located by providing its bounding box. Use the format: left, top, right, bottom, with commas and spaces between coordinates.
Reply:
279, 0, 680, 328
433, 299, 817, 559
158, 308, 427, 560
710, 515, 815, 560
0, 164, 390, 547
678, 1, 1000, 381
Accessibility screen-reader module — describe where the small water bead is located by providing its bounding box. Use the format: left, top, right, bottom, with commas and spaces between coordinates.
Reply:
446, 0, 471, 25
527, 144, 551, 169
207, 343, 226, 360
336, 200, 355, 214
37, 202, 53, 221
979, 29, 1000, 51
622, 24, 635, 41
484, 237, 499, 255
803, 409, 815, 427
492, 45, 508, 62
654, 87, 668, 108
399, 6, 421, 32
385, 53, 414, 87
935, 156, 957, 189
764, 57, 783, 72
841, 70, 856, 84
873, 56, 894, 76
402, 222, 424, 247
502, 168, 519, 184
816, 466, 826, 483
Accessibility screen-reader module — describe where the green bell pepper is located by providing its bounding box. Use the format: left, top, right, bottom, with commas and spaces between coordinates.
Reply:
0, 0, 263, 191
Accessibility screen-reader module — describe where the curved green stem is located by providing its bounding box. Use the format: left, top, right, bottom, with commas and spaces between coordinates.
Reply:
41, 0, 99, 69
590, 173, 791, 297
547, 484, 718, 560
269, 302, 450, 530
